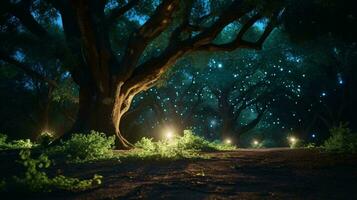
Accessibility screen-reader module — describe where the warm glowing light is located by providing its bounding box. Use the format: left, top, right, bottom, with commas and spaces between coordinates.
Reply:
287, 136, 298, 148
40, 130, 54, 138
225, 139, 232, 144
164, 129, 174, 140
253, 140, 259, 145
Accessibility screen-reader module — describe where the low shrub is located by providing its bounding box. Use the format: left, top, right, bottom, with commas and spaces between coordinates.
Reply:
260, 139, 277, 148
304, 143, 317, 149
179, 130, 236, 151
0, 133, 35, 150
37, 131, 55, 146
324, 123, 357, 153
3, 150, 102, 193
251, 141, 264, 149
0, 180, 5, 191
46, 131, 115, 163
127, 130, 236, 159
287, 136, 302, 148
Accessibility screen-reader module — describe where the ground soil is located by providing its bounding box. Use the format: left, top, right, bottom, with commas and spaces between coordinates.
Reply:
2, 148, 357, 199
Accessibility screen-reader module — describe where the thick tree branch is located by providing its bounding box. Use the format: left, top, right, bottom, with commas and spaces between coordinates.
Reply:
0, 50, 58, 87
236, 107, 266, 134
232, 81, 268, 107
233, 90, 271, 122
114, 0, 284, 138
124, 0, 257, 93
196, 8, 283, 51
3, 0, 50, 38
106, 0, 140, 26
237, 13, 262, 39
118, 0, 181, 81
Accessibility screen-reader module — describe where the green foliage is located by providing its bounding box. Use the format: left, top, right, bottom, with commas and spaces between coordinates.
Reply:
4, 150, 102, 193
324, 123, 357, 153
37, 131, 55, 146
260, 139, 277, 148
287, 136, 301, 149
49, 174, 102, 192
0, 133, 7, 144
51, 78, 78, 103
132, 137, 199, 159
127, 130, 236, 159
207, 140, 237, 151
0, 180, 5, 191
304, 143, 317, 149
251, 141, 264, 149
0, 133, 35, 150
47, 131, 115, 162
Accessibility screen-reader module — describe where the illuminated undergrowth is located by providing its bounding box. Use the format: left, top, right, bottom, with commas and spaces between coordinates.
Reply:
123, 130, 237, 160
1, 130, 236, 162
1, 150, 102, 194
0, 133, 36, 150
46, 131, 116, 163
324, 123, 357, 153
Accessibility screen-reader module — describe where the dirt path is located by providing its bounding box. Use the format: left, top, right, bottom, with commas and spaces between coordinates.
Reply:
4, 148, 357, 199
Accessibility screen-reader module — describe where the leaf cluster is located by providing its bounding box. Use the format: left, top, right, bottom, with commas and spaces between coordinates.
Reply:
2, 150, 102, 193
46, 131, 116, 163
324, 123, 357, 153
0, 133, 35, 150
128, 130, 236, 159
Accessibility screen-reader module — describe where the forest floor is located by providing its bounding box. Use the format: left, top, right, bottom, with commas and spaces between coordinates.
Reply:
2, 148, 357, 200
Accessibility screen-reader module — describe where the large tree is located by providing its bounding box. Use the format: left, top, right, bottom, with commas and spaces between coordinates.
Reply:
0, 0, 284, 148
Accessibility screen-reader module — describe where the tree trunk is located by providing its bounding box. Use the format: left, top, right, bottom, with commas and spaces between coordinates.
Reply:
64, 82, 133, 149
71, 87, 113, 134
38, 86, 53, 137
217, 91, 238, 142
220, 117, 237, 142
54, 0, 278, 149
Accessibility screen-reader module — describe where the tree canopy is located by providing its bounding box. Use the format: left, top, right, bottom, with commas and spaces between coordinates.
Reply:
0, 0, 356, 147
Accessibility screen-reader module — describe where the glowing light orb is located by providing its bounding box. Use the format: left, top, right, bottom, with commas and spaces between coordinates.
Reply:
289, 137, 296, 143
225, 139, 232, 144
253, 140, 259, 145
164, 129, 174, 140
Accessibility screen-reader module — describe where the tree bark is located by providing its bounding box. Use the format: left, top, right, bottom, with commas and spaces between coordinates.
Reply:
220, 117, 237, 142
64, 81, 134, 149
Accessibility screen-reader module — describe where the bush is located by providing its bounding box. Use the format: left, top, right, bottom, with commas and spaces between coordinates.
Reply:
287, 136, 301, 148
260, 139, 277, 148
178, 130, 236, 151
0, 134, 6, 144
37, 131, 55, 146
128, 130, 236, 159
47, 131, 115, 163
305, 143, 317, 149
0, 180, 5, 191
251, 141, 264, 149
3, 150, 102, 193
324, 123, 357, 153
0, 133, 35, 150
